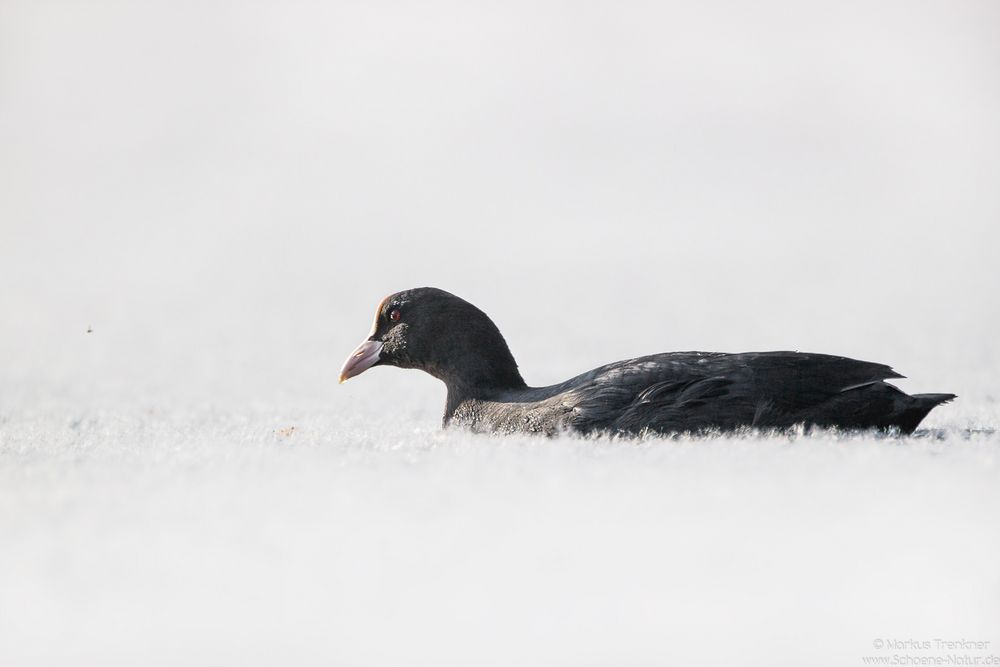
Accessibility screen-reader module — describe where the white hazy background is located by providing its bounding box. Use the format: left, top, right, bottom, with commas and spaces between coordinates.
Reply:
2, 1, 999, 665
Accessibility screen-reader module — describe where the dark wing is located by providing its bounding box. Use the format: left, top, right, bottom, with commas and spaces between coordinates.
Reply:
559, 351, 907, 435
559, 352, 749, 433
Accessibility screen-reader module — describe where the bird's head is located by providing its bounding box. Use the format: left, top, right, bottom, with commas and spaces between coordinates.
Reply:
338, 287, 526, 392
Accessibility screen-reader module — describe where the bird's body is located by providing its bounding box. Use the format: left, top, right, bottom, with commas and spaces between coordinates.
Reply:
340, 288, 954, 436
445, 351, 953, 435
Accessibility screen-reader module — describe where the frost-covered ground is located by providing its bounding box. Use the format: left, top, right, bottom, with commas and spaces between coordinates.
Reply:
2, 402, 999, 666
3, 0, 1000, 664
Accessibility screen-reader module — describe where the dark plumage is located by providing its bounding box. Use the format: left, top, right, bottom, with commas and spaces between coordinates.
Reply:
339, 288, 955, 436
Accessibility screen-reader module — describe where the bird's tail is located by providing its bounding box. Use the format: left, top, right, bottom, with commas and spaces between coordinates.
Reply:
899, 393, 956, 433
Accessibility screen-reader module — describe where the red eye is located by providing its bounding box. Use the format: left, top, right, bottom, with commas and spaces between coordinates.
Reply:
389, 309, 401, 322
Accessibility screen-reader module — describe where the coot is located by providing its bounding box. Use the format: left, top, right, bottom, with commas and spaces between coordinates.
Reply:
339, 288, 954, 435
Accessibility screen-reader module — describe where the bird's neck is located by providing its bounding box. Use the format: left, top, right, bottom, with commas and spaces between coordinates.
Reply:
420, 311, 527, 421
439, 363, 526, 400
436, 355, 527, 424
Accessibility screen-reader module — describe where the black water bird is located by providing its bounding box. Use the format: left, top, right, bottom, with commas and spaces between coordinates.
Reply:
339, 288, 954, 436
